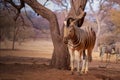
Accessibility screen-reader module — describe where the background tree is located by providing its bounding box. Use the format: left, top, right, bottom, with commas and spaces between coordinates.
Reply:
0, 3, 35, 49
88, 0, 114, 50
110, 9, 120, 33
110, 0, 120, 5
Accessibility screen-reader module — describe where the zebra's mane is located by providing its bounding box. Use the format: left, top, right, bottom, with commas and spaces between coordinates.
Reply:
74, 25, 85, 38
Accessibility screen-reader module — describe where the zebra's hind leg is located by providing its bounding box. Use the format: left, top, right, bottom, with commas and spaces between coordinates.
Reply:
76, 50, 81, 75
84, 49, 90, 74
88, 49, 92, 62
81, 59, 85, 74
84, 59, 88, 74
116, 53, 119, 63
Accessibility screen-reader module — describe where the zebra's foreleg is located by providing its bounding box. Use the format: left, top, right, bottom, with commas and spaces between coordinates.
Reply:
108, 54, 111, 63
116, 54, 118, 63
76, 50, 81, 74
100, 52, 104, 62
69, 49, 75, 75
106, 53, 108, 62
84, 50, 89, 74
101, 55, 103, 62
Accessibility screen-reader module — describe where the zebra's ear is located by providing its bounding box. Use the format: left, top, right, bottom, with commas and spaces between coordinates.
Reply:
64, 21, 67, 26
66, 17, 75, 27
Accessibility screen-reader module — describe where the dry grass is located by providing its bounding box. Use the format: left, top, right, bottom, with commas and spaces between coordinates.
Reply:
0, 39, 118, 62
0, 39, 53, 58
0, 39, 120, 80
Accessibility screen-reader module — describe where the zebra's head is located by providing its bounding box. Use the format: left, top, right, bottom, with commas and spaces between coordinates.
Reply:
63, 18, 76, 44
63, 11, 86, 44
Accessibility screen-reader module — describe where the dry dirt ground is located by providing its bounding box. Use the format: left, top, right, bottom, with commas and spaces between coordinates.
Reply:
0, 39, 120, 80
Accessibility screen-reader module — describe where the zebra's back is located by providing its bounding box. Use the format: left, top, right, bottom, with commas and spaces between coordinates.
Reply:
79, 26, 96, 50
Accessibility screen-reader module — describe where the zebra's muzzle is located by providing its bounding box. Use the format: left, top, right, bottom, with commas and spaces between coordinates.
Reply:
63, 37, 68, 44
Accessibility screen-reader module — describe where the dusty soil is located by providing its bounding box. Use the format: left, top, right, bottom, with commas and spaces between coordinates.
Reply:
0, 56, 120, 80
0, 40, 120, 80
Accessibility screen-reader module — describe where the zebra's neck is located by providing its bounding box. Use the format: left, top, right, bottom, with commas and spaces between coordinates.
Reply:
71, 31, 79, 45
68, 27, 81, 48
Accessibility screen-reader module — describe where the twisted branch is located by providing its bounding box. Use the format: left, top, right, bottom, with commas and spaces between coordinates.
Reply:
4, 0, 25, 21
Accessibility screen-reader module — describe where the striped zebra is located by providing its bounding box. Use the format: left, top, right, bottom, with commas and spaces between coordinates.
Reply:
99, 44, 120, 63
114, 43, 120, 63
63, 17, 96, 74
99, 44, 115, 62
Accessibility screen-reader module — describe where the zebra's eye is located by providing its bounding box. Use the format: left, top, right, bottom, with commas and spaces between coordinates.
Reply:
70, 29, 72, 33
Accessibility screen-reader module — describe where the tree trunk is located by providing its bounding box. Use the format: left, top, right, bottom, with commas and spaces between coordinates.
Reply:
89, 1, 101, 51
12, 22, 19, 50
12, 29, 15, 50
23, 0, 70, 69
94, 16, 101, 51
67, 0, 87, 27
12, 23, 16, 50
23, 0, 87, 69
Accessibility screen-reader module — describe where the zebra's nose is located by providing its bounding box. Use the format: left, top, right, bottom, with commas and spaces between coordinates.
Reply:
63, 37, 68, 44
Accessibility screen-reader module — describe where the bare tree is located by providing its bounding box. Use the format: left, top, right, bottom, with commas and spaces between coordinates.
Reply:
110, 0, 120, 5
89, 0, 113, 36
3, 0, 87, 69
88, 0, 113, 50
12, 16, 24, 50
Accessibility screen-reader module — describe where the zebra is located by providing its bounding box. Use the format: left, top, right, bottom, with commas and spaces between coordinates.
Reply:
99, 44, 115, 63
114, 44, 120, 63
63, 17, 96, 74
99, 44, 120, 63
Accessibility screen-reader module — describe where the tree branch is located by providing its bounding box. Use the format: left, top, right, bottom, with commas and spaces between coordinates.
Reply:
43, 0, 49, 6
89, 0, 95, 14
23, 0, 60, 35
4, 0, 25, 21
4, 0, 25, 13
110, 0, 120, 5
71, 0, 77, 15
69, 0, 87, 27
51, 0, 69, 11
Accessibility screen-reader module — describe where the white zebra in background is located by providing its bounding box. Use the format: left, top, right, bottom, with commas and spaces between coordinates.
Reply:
63, 17, 96, 74
99, 43, 120, 63
114, 43, 120, 63
99, 44, 115, 62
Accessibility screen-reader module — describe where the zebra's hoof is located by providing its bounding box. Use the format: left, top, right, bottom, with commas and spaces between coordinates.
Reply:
80, 71, 88, 75
71, 71, 74, 75
77, 72, 81, 76
84, 71, 88, 74
80, 71, 84, 75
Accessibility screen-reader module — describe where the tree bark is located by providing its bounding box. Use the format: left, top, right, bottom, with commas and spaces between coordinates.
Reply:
12, 25, 16, 50
67, 0, 87, 27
